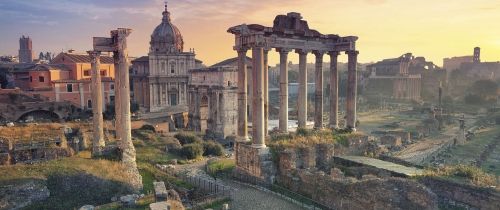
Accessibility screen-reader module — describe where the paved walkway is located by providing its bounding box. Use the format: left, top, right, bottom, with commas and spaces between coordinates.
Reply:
223, 180, 305, 210
338, 155, 424, 176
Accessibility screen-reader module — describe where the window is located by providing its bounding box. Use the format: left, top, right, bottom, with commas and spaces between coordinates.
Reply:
228, 81, 231, 86
66, 84, 73, 92
84, 70, 90, 76
87, 99, 92, 109
110, 84, 114, 90
30, 76, 32, 82
170, 63, 175, 74
39, 76, 45, 83
100, 70, 106, 76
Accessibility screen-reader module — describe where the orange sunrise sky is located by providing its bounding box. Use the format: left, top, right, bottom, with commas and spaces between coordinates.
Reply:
1, 0, 499, 66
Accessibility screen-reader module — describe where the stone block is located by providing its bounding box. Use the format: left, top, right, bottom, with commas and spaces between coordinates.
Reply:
79, 205, 95, 210
380, 135, 402, 147
154, 181, 168, 202
149, 201, 170, 210
120, 194, 140, 206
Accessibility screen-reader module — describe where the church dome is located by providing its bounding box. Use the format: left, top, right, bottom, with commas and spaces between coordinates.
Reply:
150, 3, 184, 54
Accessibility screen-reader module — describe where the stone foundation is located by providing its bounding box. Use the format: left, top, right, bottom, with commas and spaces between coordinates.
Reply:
234, 142, 276, 183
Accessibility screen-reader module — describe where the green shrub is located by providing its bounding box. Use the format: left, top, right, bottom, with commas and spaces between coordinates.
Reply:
180, 143, 204, 159
203, 141, 224, 156
174, 132, 201, 145
139, 124, 156, 132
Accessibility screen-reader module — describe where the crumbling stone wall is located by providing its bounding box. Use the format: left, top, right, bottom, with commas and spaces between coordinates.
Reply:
277, 168, 438, 210
419, 177, 500, 210
234, 142, 276, 183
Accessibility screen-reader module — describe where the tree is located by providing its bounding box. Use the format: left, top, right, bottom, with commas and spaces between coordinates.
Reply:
471, 80, 498, 99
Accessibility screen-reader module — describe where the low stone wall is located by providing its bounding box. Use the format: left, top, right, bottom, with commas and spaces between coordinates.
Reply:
277, 168, 438, 210
234, 142, 276, 183
418, 177, 500, 210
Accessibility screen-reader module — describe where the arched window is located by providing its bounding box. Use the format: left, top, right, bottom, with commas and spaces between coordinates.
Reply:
170, 63, 175, 74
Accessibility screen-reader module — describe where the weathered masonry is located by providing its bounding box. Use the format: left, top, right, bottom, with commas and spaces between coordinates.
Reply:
228, 12, 359, 148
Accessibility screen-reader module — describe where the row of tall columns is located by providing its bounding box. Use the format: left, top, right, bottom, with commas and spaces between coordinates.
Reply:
88, 51, 105, 156
235, 46, 359, 147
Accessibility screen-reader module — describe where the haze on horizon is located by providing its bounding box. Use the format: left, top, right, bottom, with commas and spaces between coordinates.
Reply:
0, 0, 499, 66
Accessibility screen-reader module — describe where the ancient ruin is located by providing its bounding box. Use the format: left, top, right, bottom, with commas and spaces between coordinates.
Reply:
187, 66, 238, 139
228, 12, 359, 182
92, 28, 143, 191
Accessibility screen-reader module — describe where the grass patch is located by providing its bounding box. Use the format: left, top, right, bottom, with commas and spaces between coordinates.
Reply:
207, 159, 235, 177
422, 165, 498, 188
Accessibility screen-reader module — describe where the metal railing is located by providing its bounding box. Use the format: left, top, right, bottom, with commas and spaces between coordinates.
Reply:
179, 175, 233, 209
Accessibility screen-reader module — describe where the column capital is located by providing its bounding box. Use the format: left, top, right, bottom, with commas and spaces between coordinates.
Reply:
276, 48, 292, 54
313, 50, 325, 58
235, 46, 249, 53
346, 50, 360, 56
87, 50, 101, 58
295, 49, 310, 55
263, 47, 272, 54
328, 51, 340, 56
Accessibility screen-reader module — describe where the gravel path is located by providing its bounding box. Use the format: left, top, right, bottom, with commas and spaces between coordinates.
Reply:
223, 180, 305, 210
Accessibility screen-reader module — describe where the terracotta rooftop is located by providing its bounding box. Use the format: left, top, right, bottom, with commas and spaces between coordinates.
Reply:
211, 56, 252, 68
52, 52, 115, 64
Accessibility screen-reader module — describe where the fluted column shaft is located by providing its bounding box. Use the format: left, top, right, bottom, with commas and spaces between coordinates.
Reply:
88, 51, 105, 156
237, 48, 249, 141
252, 46, 265, 148
277, 48, 290, 133
314, 51, 324, 129
297, 50, 308, 128
346, 50, 359, 130
329, 51, 339, 129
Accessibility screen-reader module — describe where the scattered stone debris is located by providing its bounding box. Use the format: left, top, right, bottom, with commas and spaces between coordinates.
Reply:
78, 205, 95, 210
119, 194, 140, 207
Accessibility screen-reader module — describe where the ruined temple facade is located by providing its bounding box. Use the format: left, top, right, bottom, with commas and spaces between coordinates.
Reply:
131, 3, 202, 112
188, 67, 238, 139
230, 12, 358, 182
366, 53, 424, 101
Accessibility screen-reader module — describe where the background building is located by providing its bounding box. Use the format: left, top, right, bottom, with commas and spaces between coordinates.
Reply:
18, 36, 33, 63
132, 4, 202, 113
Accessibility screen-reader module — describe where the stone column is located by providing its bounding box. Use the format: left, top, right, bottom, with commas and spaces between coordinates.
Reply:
277, 48, 291, 133
346, 50, 359, 130
296, 49, 308, 128
236, 47, 249, 141
113, 52, 122, 140
313, 51, 324, 129
88, 50, 105, 156
264, 48, 269, 136
328, 51, 340, 129
252, 46, 265, 148
113, 28, 137, 164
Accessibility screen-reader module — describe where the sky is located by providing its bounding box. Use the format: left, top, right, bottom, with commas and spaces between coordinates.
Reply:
0, 0, 500, 66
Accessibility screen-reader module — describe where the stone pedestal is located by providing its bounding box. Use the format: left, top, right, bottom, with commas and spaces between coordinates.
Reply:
234, 142, 277, 184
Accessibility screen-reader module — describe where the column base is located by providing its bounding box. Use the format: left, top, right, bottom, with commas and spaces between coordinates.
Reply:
330, 125, 339, 129
251, 144, 267, 149
237, 135, 251, 143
